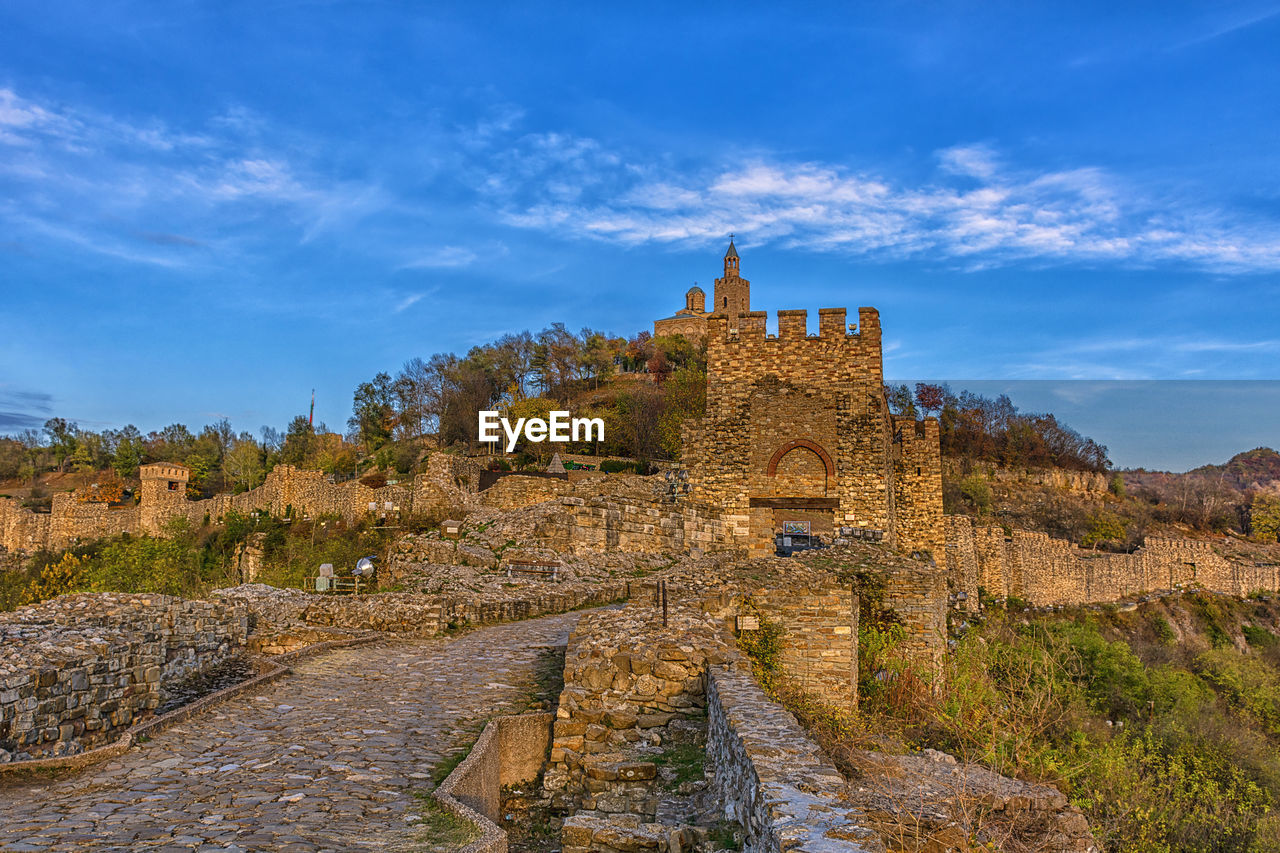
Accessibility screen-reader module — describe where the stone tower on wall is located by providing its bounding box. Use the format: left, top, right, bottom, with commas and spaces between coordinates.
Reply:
713, 238, 750, 330
139, 462, 189, 535
681, 246, 944, 559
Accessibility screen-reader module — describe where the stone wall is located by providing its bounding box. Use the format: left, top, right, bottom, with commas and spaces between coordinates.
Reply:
706, 664, 884, 853
47, 493, 140, 549
0, 454, 482, 554
414, 453, 484, 518
0, 593, 248, 760
534, 495, 732, 556
944, 516, 1277, 607
747, 585, 858, 706
880, 560, 949, 674
892, 418, 946, 560
438, 711, 554, 824
214, 581, 630, 642
480, 474, 573, 510
0, 497, 51, 553
544, 604, 733, 814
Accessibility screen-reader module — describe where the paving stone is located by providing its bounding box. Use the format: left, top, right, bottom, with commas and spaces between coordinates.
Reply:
0, 610, 582, 851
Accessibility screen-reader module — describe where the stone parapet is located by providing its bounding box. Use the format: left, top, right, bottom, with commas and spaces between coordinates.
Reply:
706, 664, 884, 852
0, 593, 248, 760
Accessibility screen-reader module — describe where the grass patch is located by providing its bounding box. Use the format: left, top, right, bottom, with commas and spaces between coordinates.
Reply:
1244, 625, 1278, 649
409, 789, 480, 850
431, 742, 476, 786
706, 819, 743, 851
653, 731, 706, 790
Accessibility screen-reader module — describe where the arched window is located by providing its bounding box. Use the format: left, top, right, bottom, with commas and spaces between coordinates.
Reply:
723, 297, 728, 307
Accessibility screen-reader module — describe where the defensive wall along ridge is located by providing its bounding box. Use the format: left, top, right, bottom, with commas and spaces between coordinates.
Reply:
944, 515, 1280, 608
2, 450, 1275, 612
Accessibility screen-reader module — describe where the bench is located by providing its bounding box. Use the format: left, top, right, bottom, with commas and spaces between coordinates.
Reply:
505, 559, 563, 582
306, 576, 369, 594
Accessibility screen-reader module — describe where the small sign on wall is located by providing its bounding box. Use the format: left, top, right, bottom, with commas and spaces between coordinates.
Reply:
737, 614, 760, 631
782, 520, 811, 536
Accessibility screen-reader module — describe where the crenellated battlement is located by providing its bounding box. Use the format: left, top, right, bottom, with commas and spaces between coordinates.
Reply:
708, 306, 881, 346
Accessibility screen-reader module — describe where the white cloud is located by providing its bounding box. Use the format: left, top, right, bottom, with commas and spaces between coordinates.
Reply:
937, 143, 1000, 179
393, 293, 426, 313
476, 130, 1280, 273
0, 87, 393, 264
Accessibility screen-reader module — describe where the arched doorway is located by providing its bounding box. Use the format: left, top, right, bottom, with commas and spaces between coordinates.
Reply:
757, 439, 838, 552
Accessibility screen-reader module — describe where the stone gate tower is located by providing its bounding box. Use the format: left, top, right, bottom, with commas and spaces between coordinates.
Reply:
680, 248, 943, 559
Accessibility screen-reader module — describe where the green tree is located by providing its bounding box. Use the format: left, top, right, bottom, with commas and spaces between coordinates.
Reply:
279, 415, 317, 466
43, 417, 78, 472
109, 425, 144, 478
1251, 494, 1280, 542
349, 372, 397, 451
1082, 511, 1129, 549
657, 365, 706, 459
1109, 473, 1127, 497
959, 473, 993, 515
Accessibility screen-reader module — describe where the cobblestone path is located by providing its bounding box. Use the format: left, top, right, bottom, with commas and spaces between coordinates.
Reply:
0, 610, 586, 852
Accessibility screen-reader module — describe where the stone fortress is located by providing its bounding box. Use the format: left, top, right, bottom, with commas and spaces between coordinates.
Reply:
1, 241, 1275, 615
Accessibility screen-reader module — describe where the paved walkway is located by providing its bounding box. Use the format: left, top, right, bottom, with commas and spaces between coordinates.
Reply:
0, 611, 585, 852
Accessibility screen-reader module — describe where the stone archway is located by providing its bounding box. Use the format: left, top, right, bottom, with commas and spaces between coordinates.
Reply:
762, 440, 836, 546
766, 439, 835, 481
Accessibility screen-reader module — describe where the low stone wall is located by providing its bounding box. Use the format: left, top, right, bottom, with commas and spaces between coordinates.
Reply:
432, 711, 554, 853
706, 664, 884, 853
0, 593, 248, 760
441, 712, 555, 823
944, 516, 1272, 607
214, 582, 630, 642
544, 604, 733, 814
480, 474, 573, 510
536, 495, 732, 555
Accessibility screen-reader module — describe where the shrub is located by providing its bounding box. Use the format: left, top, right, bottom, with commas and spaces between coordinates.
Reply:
959, 473, 993, 515
1244, 625, 1278, 649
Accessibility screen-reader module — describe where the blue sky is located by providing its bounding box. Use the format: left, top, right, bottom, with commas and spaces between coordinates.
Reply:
0, 2, 1277, 471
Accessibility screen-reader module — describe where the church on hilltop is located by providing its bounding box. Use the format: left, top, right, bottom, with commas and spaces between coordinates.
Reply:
652, 238, 751, 339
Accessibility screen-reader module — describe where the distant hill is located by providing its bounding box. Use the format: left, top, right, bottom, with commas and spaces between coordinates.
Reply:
1187, 447, 1280, 490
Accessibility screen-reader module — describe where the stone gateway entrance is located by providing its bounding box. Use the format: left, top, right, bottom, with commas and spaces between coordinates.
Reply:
679, 243, 945, 558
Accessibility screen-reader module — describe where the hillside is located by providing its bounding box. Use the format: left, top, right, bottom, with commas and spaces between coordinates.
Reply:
944, 449, 1280, 549
856, 589, 1280, 851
